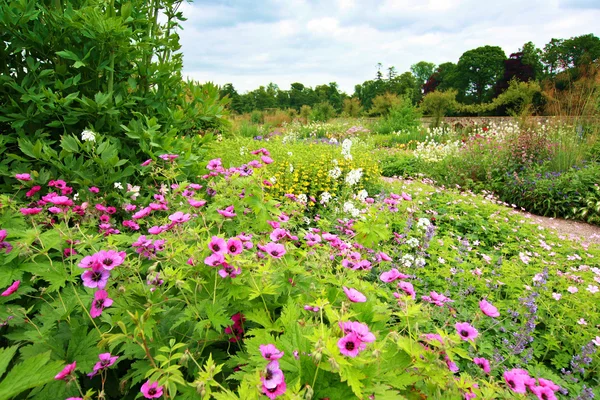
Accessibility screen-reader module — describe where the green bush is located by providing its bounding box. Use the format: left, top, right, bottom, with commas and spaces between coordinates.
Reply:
0, 0, 230, 190
309, 101, 336, 122
373, 97, 423, 135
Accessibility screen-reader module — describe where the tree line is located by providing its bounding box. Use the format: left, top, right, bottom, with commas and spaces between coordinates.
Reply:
219, 33, 600, 116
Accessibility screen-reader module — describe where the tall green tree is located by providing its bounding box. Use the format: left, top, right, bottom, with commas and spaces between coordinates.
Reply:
410, 61, 436, 90
455, 45, 506, 104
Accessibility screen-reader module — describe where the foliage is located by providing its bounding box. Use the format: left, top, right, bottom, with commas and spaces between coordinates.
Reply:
309, 102, 337, 122
342, 98, 363, 117
373, 97, 423, 135
420, 90, 458, 128
0, 0, 230, 189
455, 45, 507, 104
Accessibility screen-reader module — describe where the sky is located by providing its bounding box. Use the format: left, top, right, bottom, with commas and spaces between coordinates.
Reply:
178, 0, 600, 94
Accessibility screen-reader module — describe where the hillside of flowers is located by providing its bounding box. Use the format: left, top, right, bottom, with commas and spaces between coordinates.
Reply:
1, 129, 599, 400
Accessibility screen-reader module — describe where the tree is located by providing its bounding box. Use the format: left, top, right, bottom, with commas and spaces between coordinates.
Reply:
342, 98, 363, 117
455, 45, 506, 104
220, 83, 243, 114
368, 93, 401, 116
542, 34, 600, 76
420, 90, 458, 128
520, 41, 543, 79
423, 62, 458, 94
410, 61, 436, 90
493, 52, 535, 98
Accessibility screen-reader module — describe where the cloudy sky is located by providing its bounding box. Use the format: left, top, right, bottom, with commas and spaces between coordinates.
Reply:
178, 0, 600, 94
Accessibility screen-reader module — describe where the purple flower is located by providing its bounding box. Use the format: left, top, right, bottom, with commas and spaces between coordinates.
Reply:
90, 290, 113, 318
263, 360, 284, 389
87, 353, 118, 377
140, 380, 164, 399
226, 238, 243, 256
479, 299, 500, 318
455, 322, 478, 341
473, 357, 491, 374
1, 280, 20, 297
260, 344, 284, 361
343, 286, 367, 303
81, 265, 110, 289
337, 333, 365, 357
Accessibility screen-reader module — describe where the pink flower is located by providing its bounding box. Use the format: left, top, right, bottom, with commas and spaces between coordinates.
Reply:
16, 173, 31, 181
55, 361, 77, 380
1, 280, 20, 297
204, 253, 225, 267
81, 265, 110, 289
20, 207, 43, 215
567, 286, 578, 293
88, 353, 118, 377
339, 321, 376, 343
90, 290, 113, 318
261, 155, 274, 164
378, 251, 392, 262
503, 369, 533, 393
67, 398, 84, 400
260, 344, 284, 361
208, 236, 227, 254
159, 154, 178, 161
94, 250, 126, 270
188, 198, 207, 208
397, 281, 416, 299
89, 187, 100, 193
217, 205, 236, 218
226, 238, 243, 256
47, 195, 73, 206
262, 375, 286, 399
140, 380, 164, 399
207, 158, 223, 171
337, 333, 365, 357
262, 360, 284, 389
479, 299, 500, 318
530, 385, 557, 400
218, 264, 241, 278
141, 159, 153, 166
169, 211, 191, 224
445, 356, 459, 373
148, 226, 164, 235
537, 378, 560, 392
26, 185, 41, 197
259, 242, 286, 258
423, 333, 443, 345
552, 292, 562, 300
304, 305, 320, 312
380, 268, 409, 282
455, 322, 478, 341
401, 192, 412, 201
343, 286, 367, 303
473, 357, 490, 374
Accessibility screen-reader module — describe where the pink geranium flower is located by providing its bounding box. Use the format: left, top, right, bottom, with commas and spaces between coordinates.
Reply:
1, 280, 20, 297
55, 361, 77, 380
260, 344, 284, 361
473, 357, 491, 374
141, 159, 153, 166
259, 242, 286, 258
188, 198, 207, 208
88, 353, 118, 377
337, 333, 365, 357
503, 369, 533, 394
261, 155, 274, 164
94, 250, 126, 270
339, 321, 376, 343
90, 290, 113, 318
479, 299, 500, 318
204, 252, 225, 267
207, 158, 223, 171
262, 375, 286, 399
20, 207, 43, 215
530, 385, 557, 400
343, 286, 367, 303
208, 236, 226, 254
226, 238, 243, 256
217, 205, 236, 218
81, 265, 110, 289
159, 154, 178, 161
169, 211, 191, 224
140, 380, 164, 399
15, 173, 31, 181
218, 264, 241, 278
262, 360, 284, 389
397, 281, 416, 299
380, 268, 409, 282
26, 185, 41, 197
455, 322, 478, 341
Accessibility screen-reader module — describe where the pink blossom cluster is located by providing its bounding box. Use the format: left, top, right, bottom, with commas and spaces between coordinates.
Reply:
337, 321, 376, 358
259, 344, 286, 399
503, 368, 560, 400
224, 312, 245, 342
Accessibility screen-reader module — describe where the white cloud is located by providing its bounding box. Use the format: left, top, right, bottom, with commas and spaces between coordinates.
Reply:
178, 0, 600, 93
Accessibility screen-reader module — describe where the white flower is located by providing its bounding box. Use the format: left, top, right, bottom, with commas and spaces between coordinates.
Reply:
114, 182, 123, 190
269, 176, 277, 184
552, 293, 562, 300
345, 168, 363, 186
586, 285, 599, 294
287, 151, 293, 156
406, 238, 419, 248
438, 257, 445, 264
341, 139, 353, 160
289, 164, 294, 173
343, 201, 360, 218
81, 129, 96, 142
297, 193, 307, 204
73, 193, 79, 201
567, 286, 578, 294
127, 184, 141, 200
328, 166, 342, 180
356, 189, 368, 201
417, 218, 430, 229
239, 146, 247, 156
320, 191, 332, 204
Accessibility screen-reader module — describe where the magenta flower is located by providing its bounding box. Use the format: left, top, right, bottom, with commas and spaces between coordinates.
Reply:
530, 385, 557, 400
95, 250, 126, 270
15, 173, 31, 181
81, 265, 110, 289
304, 232, 321, 246
445, 356, 459, 373
207, 158, 223, 171
337, 333, 365, 357
378, 251, 392, 262
423, 333, 444, 345
55, 361, 77, 380
90, 290, 113, 318
304, 305, 320, 312
169, 211, 191, 224
473, 357, 491, 374
217, 205, 236, 218
343, 286, 367, 303
396, 281, 416, 299
88, 353, 118, 377
538, 378, 560, 391
20, 207, 43, 215
260, 344, 284, 361
262, 360, 284, 389
89, 186, 100, 193
204, 252, 225, 267
148, 226, 164, 235
262, 375, 286, 399
479, 299, 500, 318
188, 198, 207, 208
380, 268, 409, 282
26, 186, 41, 197
226, 238, 243, 256
159, 154, 178, 161
66, 398, 84, 400
1, 280, 20, 297
141, 159, 153, 166
218, 264, 241, 278
503, 369, 533, 394
455, 322, 478, 341
208, 236, 227, 254
270, 228, 287, 242
259, 242, 286, 258
339, 321, 376, 343
140, 380, 164, 399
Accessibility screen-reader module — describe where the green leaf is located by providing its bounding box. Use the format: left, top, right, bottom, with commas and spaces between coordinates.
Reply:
60, 135, 80, 153
56, 50, 80, 62
0, 346, 19, 380
0, 351, 62, 400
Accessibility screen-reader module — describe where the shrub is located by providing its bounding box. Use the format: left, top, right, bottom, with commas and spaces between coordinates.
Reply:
368, 92, 401, 116
342, 98, 363, 117
420, 90, 458, 128
250, 110, 265, 124
373, 97, 423, 135
309, 102, 336, 122
299, 105, 312, 123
